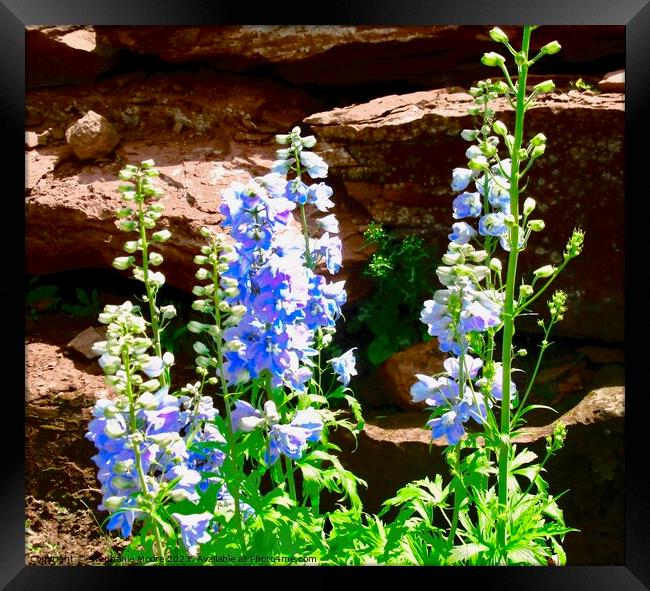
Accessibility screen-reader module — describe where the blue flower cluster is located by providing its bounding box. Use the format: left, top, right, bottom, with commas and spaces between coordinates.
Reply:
219, 127, 352, 390
231, 400, 324, 465
86, 302, 230, 553
413, 143, 520, 444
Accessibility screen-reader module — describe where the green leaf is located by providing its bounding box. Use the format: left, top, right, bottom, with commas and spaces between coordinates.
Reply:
511, 449, 537, 469
76, 288, 89, 305
368, 334, 395, 365
448, 543, 489, 564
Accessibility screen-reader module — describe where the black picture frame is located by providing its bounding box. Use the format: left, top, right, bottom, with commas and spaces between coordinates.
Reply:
5, 0, 648, 588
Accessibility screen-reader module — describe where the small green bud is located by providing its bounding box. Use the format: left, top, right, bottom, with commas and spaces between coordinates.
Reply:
187, 320, 206, 333
160, 305, 176, 320
514, 51, 526, 66
124, 241, 139, 253
489, 27, 510, 44
468, 157, 488, 171
531, 132, 547, 147
142, 378, 161, 391
519, 284, 534, 298
152, 229, 171, 242
194, 255, 208, 265
141, 159, 155, 168
193, 341, 210, 356
460, 129, 478, 141
523, 197, 536, 215
116, 207, 133, 218
104, 496, 125, 510
540, 40, 561, 55
517, 349, 528, 357
148, 252, 163, 266
492, 80, 509, 94
481, 52, 506, 67
195, 355, 211, 368
493, 120, 508, 137
192, 285, 206, 297
195, 268, 210, 281
467, 106, 481, 116
489, 258, 502, 273
112, 256, 134, 270
531, 144, 546, 159
533, 264, 556, 279
118, 220, 137, 232
534, 80, 556, 94
504, 214, 516, 227
564, 228, 585, 259
528, 219, 545, 232
275, 133, 291, 145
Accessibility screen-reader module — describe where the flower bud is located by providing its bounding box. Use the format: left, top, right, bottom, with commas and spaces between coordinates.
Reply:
275, 133, 291, 145
481, 52, 506, 67
523, 197, 536, 215
301, 135, 317, 148
528, 219, 545, 232
493, 120, 508, 137
148, 252, 163, 266
533, 265, 556, 279
187, 320, 206, 333
116, 207, 133, 219
517, 349, 528, 357
118, 220, 137, 232
530, 133, 547, 147
194, 255, 208, 265
123, 241, 138, 253
519, 284, 534, 298
489, 258, 502, 273
104, 496, 125, 511
489, 27, 509, 43
141, 378, 161, 391
163, 352, 175, 366
460, 129, 478, 141
192, 285, 206, 297
152, 229, 171, 242
112, 256, 134, 270
468, 156, 488, 171
195, 268, 210, 281
467, 106, 481, 116
193, 341, 210, 356
540, 40, 561, 55
534, 80, 556, 94
531, 144, 546, 159
160, 304, 176, 320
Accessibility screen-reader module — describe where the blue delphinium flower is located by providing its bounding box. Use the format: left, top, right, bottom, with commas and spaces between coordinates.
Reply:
172, 512, 214, 557
449, 222, 477, 245
329, 348, 357, 386
452, 191, 482, 219
219, 141, 347, 391
451, 167, 473, 192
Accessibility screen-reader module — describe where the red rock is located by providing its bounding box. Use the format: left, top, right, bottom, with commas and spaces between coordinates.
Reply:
598, 69, 624, 93
306, 89, 624, 341
65, 111, 121, 160
26, 26, 119, 88
378, 340, 446, 410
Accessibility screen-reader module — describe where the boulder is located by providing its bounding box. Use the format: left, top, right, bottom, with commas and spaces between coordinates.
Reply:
65, 111, 121, 160
305, 89, 625, 341
598, 69, 625, 92
26, 26, 119, 88
26, 71, 355, 295
96, 26, 624, 89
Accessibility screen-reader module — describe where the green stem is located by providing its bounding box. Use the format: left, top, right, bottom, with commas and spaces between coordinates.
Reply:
496, 24, 532, 554
512, 323, 553, 427
210, 257, 246, 553
136, 179, 166, 385
123, 349, 166, 564
446, 446, 462, 554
